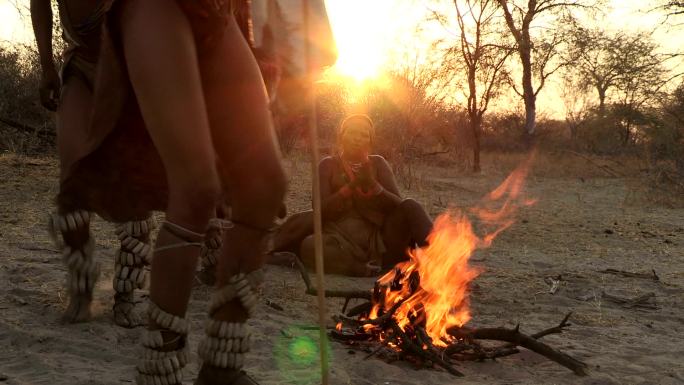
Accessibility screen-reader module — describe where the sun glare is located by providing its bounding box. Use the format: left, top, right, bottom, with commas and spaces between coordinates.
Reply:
324, 0, 391, 81
0, 2, 32, 45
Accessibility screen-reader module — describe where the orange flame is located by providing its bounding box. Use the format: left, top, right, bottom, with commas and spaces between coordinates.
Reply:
367, 153, 535, 346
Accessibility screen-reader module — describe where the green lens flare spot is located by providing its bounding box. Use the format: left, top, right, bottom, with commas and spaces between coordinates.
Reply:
274, 325, 332, 384
288, 336, 317, 366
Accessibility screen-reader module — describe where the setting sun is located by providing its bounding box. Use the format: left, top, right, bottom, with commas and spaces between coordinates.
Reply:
324, 0, 405, 81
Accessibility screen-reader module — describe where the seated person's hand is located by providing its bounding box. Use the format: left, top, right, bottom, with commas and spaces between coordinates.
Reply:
354, 162, 382, 195
355, 162, 375, 188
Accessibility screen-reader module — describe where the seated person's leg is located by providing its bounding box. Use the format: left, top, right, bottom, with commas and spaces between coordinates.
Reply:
381, 198, 432, 269
268, 210, 314, 255
300, 234, 371, 277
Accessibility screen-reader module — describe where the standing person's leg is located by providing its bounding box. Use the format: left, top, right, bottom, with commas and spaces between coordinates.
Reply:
194, 15, 286, 385
49, 73, 100, 323
381, 199, 432, 269
115, 0, 219, 383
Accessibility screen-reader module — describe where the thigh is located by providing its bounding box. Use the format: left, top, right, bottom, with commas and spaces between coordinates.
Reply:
117, 0, 217, 188
56, 75, 93, 179
271, 211, 314, 253
198, 16, 284, 193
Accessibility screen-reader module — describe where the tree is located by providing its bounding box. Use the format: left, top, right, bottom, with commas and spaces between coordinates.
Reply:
496, 0, 594, 141
659, 1, 684, 15
446, 0, 512, 172
371, 55, 451, 184
559, 72, 591, 142
566, 26, 667, 116
663, 82, 684, 172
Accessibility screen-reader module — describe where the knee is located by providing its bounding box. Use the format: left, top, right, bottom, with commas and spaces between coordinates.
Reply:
399, 198, 423, 215
299, 235, 315, 267
168, 174, 222, 221
231, 165, 287, 220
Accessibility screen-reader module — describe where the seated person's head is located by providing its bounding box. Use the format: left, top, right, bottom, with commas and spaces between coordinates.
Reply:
338, 114, 375, 161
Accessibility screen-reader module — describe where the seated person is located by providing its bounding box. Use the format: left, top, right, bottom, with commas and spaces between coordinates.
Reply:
270, 114, 433, 276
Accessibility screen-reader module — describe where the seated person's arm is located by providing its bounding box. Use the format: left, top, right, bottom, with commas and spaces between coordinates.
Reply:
318, 157, 352, 220
354, 156, 402, 210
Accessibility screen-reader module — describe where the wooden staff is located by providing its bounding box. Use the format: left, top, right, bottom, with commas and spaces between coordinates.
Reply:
302, 1, 329, 384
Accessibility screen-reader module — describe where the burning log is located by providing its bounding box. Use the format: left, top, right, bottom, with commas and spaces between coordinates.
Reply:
345, 301, 372, 317
389, 321, 465, 377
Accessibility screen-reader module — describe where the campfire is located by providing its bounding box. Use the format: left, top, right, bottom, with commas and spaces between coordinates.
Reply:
297, 155, 588, 376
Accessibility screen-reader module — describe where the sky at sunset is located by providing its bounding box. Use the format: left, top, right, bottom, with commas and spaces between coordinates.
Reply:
1, 0, 682, 117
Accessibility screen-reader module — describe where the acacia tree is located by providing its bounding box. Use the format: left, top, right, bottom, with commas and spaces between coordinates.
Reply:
447, 0, 513, 172
566, 26, 669, 145
559, 72, 591, 141
496, 0, 594, 141
566, 26, 666, 116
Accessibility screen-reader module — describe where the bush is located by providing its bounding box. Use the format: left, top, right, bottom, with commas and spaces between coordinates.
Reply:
0, 46, 54, 154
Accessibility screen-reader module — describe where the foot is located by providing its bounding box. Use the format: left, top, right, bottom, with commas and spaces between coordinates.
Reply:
195, 364, 259, 385
113, 294, 145, 328
62, 293, 92, 323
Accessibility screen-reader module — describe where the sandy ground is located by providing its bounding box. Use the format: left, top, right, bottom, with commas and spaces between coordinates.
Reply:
0, 152, 683, 385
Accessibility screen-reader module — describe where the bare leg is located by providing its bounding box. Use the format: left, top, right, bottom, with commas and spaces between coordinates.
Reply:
52, 75, 100, 323
119, 0, 218, 313
381, 198, 432, 269
55, 75, 93, 180
116, 0, 219, 383
268, 210, 314, 255
195, 15, 286, 385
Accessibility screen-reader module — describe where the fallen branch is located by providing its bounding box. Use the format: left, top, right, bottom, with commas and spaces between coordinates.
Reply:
600, 268, 660, 281
452, 313, 574, 362
16, 245, 59, 254
329, 329, 372, 341
451, 346, 520, 361
602, 291, 658, 310
447, 325, 588, 376
417, 150, 450, 158
294, 257, 371, 300
529, 312, 573, 340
